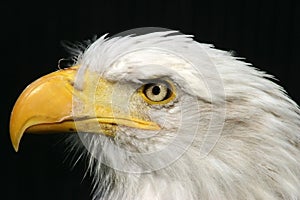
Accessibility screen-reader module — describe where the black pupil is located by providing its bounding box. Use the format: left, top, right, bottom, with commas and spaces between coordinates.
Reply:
152, 85, 161, 95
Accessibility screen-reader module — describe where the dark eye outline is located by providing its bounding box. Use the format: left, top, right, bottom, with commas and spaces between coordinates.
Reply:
139, 81, 176, 104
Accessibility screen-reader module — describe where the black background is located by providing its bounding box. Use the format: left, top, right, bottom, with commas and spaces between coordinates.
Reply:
1, 0, 299, 199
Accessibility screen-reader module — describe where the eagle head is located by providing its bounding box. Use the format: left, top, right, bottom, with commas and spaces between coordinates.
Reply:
9, 28, 300, 200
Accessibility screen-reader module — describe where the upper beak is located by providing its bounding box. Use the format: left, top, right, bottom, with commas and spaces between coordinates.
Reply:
10, 67, 77, 152
9, 66, 160, 152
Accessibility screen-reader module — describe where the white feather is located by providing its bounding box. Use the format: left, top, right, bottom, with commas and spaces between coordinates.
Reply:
67, 30, 300, 200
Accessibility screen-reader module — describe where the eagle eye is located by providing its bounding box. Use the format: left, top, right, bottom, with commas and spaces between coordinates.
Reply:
140, 81, 175, 104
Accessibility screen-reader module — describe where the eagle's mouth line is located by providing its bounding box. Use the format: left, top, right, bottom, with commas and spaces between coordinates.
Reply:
74, 116, 159, 127
25, 116, 160, 134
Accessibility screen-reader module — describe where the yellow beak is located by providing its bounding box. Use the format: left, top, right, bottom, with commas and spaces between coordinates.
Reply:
10, 66, 160, 152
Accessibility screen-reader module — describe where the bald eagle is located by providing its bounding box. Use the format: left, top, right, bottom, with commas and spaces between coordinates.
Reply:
10, 29, 300, 200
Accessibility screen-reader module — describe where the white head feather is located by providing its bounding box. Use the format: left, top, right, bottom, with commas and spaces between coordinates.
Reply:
67, 30, 300, 200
